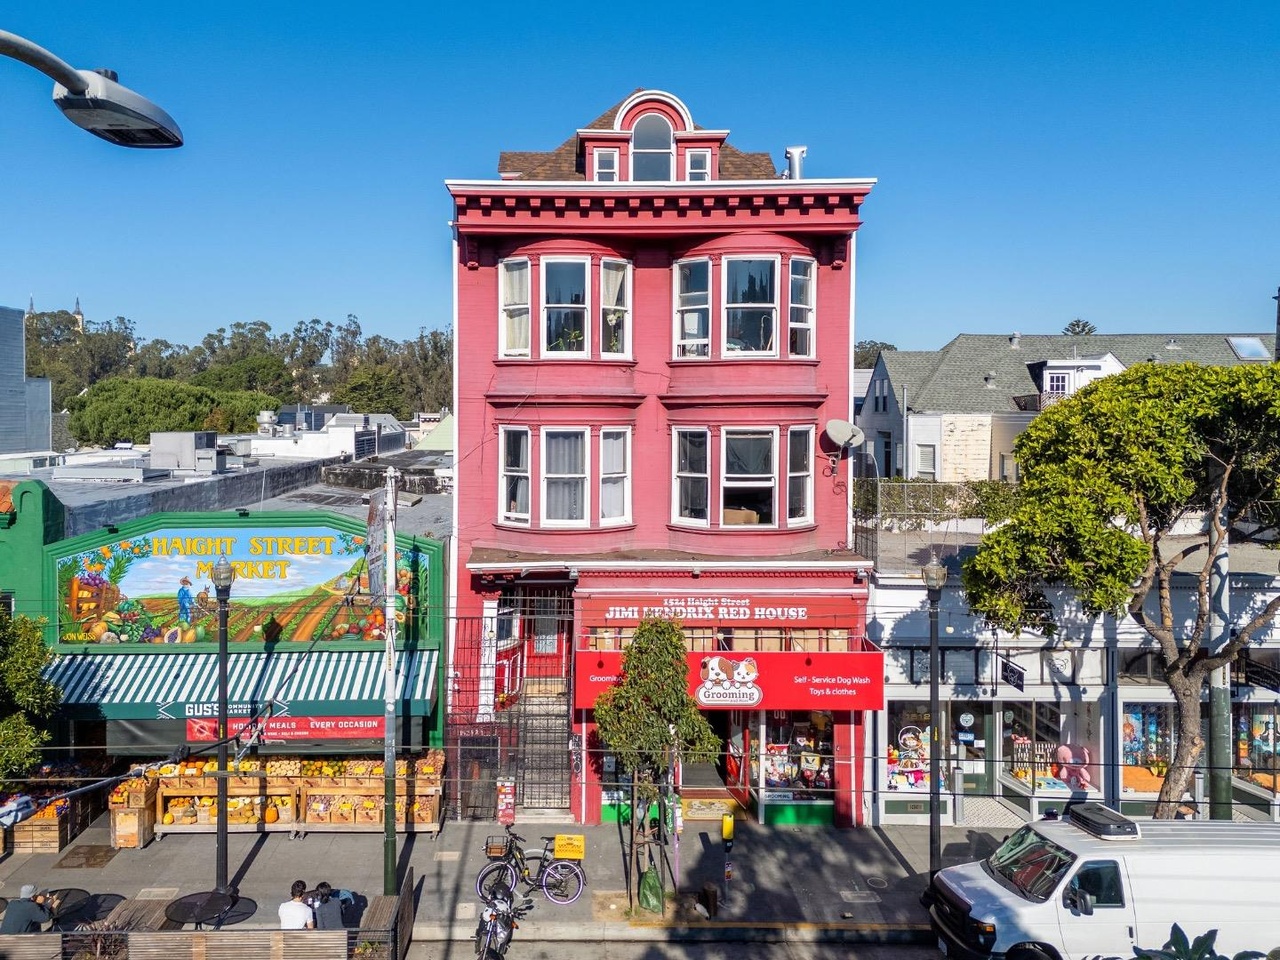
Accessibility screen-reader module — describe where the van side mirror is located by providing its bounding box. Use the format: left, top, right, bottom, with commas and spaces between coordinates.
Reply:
1065, 883, 1094, 917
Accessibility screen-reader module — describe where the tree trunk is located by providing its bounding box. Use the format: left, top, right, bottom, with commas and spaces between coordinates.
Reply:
628, 776, 638, 908
1153, 669, 1208, 819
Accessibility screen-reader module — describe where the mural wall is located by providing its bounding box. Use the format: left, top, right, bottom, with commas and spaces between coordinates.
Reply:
55, 524, 419, 647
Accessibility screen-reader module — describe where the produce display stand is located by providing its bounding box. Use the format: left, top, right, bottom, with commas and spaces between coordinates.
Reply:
296, 781, 442, 838
153, 778, 302, 840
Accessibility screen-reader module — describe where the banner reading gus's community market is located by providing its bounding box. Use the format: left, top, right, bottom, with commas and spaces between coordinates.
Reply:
55, 523, 416, 647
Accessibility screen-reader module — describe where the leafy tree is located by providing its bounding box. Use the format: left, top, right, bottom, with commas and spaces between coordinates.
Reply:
131, 338, 202, 381
67, 378, 279, 445
963, 363, 1280, 817
1063, 317, 1097, 335
331, 365, 411, 420
191, 354, 291, 399
594, 617, 720, 901
0, 614, 59, 787
855, 339, 896, 368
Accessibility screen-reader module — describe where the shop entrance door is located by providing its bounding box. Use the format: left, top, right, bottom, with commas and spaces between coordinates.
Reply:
952, 702, 993, 802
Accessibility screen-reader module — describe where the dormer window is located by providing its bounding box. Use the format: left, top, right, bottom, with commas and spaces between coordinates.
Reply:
632, 114, 674, 181
686, 149, 711, 182
594, 148, 618, 182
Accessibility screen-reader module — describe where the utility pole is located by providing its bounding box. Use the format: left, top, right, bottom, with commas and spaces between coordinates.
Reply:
1208, 512, 1232, 820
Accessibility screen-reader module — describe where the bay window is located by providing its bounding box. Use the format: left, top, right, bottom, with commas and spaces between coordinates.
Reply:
543, 258, 588, 356
722, 429, 775, 525
674, 428, 709, 524
600, 429, 630, 523
500, 427, 530, 524
600, 260, 630, 356
542, 429, 588, 525
789, 258, 815, 358
675, 259, 710, 358
724, 258, 777, 356
498, 259, 530, 358
787, 427, 813, 522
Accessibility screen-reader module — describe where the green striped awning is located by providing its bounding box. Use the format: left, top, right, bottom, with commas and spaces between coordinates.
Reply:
44, 649, 438, 721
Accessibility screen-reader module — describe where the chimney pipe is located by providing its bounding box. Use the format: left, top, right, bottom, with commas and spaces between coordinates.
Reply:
785, 145, 807, 180
1009, 332, 1021, 349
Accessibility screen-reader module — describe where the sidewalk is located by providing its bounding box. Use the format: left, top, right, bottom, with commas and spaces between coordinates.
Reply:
0, 813, 1008, 943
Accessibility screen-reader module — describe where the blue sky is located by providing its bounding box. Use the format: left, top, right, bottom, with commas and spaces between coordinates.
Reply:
3, 3, 1279, 353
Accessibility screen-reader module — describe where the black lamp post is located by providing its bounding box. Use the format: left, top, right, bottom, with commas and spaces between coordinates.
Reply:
212, 554, 235, 895
921, 553, 949, 879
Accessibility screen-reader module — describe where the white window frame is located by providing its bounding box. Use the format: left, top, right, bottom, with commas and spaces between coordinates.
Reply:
499, 426, 530, 525
916, 443, 937, 481
686, 148, 711, 181
1047, 372, 1069, 395
672, 427, 710, 526
498, 258, 530, 358
541, 427, 589, 527
541, 256, 590, 357
722, 256, 779, 358
674, 258, 711, 359
721, 427, 777, 527
600, 428, 631, 525
600, 259, 632, 358
788, 258, 816, 358
594, 148, 619, 182
787, 426, 814, 524
631, 113, 674, 181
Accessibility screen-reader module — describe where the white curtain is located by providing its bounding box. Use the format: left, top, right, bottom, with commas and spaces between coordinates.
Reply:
545, 432, 584, 520
500, 261, 529, 353
601, 431, 626, 518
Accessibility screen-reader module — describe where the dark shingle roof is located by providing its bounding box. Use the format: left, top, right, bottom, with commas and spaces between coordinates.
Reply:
881, 333, 1278, 414
497, 91, 778, 182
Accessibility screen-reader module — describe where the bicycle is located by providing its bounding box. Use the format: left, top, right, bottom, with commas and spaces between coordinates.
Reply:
476, 824, 586, 904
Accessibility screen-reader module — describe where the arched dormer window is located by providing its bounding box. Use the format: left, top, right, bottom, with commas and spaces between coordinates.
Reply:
631, 114, 673, 181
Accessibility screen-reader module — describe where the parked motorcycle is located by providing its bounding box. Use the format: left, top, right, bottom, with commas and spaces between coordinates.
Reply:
474, 881, 534, 960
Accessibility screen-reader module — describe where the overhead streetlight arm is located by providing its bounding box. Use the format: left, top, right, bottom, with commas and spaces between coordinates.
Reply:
0, 29, 181, 148
0, 30, 87, 92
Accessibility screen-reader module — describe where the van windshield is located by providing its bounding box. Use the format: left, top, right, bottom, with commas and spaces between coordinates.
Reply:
986, 826, 1076, 902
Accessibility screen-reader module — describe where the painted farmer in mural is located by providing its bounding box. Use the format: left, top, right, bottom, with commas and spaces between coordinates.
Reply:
177, 576, 194, 624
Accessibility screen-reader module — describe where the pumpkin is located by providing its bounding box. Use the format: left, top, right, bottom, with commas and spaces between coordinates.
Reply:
264, 805, 279, 824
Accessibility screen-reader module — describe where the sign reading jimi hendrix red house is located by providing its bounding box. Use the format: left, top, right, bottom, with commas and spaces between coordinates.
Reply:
578, 594, 860, 630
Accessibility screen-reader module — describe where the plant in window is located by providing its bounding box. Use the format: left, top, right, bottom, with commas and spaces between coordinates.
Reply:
604, 309, 625, 353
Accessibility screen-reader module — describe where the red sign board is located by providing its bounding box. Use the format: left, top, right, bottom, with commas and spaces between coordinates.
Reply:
573, 649, 884, 711
577, 593, 863, 630
186, 715, 384, 742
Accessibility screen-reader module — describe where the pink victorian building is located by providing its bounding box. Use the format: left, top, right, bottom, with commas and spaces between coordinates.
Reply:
447, 89, 883, 826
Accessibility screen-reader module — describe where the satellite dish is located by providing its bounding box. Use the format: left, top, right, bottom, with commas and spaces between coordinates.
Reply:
824, 419, 864, 449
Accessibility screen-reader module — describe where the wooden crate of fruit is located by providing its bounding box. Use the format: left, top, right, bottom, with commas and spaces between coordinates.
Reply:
13, 815, 70, 853
110, 806, 156, 849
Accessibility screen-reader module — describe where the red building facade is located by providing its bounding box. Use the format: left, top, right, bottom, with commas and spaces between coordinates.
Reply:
448, 90, 881, 826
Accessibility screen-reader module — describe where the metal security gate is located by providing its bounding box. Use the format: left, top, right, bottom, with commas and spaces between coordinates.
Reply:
448, 589, 574, 818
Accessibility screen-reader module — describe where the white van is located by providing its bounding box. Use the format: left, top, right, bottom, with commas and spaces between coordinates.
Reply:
929, 802, 1280, 960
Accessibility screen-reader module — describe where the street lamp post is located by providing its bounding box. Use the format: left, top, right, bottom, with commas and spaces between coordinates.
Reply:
212, 555, 235, 895
921, 554, 949, 879
0, 30, 181, 147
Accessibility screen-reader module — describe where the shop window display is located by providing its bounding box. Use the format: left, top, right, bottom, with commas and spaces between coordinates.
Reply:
753, 711, 834, 800
886, 701, 936, 792
1120, 702, 1177, 794
1003, 701, 1098, 795
1234, 701, 1280, 794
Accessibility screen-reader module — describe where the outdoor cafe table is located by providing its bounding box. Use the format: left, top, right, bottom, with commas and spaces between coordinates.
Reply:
163, 890, 235, 930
